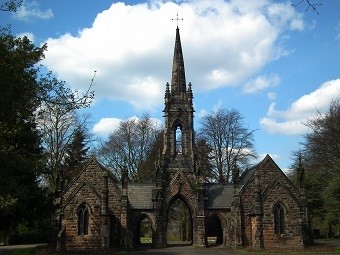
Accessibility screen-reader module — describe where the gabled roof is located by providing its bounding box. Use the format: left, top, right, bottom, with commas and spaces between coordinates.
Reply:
204, 183, 234, 209
239, 154, 300, 197
128, 183, 156, 209
62, 155, 120, 195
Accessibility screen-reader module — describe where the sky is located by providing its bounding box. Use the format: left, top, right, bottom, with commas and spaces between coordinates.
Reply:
2, 0, 340, 171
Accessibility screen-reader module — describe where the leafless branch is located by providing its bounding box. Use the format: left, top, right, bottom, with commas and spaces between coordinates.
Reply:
292, 0, 322, 15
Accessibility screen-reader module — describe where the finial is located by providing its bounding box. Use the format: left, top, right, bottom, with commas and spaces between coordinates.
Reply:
172, 12, 183, 27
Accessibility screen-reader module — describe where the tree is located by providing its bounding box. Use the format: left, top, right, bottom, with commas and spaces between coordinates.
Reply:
37, 102, 91, 192
296, 99, 340, 236
199, 108, 257, 183
195, 137, 214, 182
0, 27, 94, 243
63, 126, 90, 187
98, 114, 161, 182
138, 131, 163, 182
292, 0, 322, 15
0, 28, 52, 243
0, 0, 22, 12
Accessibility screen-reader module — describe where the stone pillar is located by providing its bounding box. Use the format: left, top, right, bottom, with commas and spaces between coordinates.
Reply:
253, 172, 263, 248
120, 167, 132, 248
101, 171, 110, 249
196, 215, 206, 247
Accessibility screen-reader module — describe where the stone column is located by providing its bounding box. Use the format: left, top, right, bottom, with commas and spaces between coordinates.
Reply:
101, 171, 110, 249
253, 172, 263, 248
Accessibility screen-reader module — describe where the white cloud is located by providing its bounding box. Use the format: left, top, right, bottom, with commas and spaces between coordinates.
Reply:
260, 79, 340, 135
42, 0, 304, 111
17, 32, 35, 42
92, 116, 162, 136
13, 0, 54, 21
92, 117, 121, 136
243, 73, 281, 93
267, 92, 277, 101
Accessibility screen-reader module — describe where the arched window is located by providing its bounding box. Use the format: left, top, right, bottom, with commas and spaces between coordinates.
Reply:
78, 204, 89, 235
175, 126, 182, 154
273, 203, 285, 235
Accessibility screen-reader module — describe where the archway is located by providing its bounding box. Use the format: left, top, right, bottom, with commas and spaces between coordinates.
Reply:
166, 197, 193, 246
133, 214, 154, 247
206, 214, 223, 247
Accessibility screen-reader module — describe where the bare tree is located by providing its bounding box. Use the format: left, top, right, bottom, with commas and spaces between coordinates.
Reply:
97, 114, 161, 182
37, 102, 90, 192
292, 0, 322, 15
0, 0, 22, 12
199, 108, 257, 183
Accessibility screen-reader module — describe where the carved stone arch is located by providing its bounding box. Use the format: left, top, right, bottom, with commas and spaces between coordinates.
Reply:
132, 212, 155, 247
270, 200, 288, 214
165, 193, 195, 217
205, 213, 226, 246
73, 199, 94, 217
271, 201, 287, 235
132, 213, 156, 232
207, 213, 227, 228
76, 202, 91, 236
165, 193, 194, 244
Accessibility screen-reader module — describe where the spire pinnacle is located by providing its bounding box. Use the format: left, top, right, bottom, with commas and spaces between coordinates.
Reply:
171, 25, 186, 93
172, 12, 183, 28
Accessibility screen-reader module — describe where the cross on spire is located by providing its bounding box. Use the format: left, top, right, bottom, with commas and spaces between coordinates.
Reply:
172, 12, 183, 27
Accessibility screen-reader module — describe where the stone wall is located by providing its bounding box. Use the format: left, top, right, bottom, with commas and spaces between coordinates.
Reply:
240, 156, 304, 250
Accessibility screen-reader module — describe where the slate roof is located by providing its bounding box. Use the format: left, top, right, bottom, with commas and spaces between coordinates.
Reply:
128, 183, 156, 209
204, 183, 234, 209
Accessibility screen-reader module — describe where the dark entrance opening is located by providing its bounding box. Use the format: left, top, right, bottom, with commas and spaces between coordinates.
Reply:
206, 215, 223, 246
166, 198, 192, 246
133, 215, 153, 247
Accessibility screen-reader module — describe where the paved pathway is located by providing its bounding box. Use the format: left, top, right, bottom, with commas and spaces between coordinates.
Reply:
0, 244, 43, 255
125, 245, 238, 255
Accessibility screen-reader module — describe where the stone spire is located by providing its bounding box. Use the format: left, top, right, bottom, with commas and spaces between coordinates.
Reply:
171, 27, 187, 95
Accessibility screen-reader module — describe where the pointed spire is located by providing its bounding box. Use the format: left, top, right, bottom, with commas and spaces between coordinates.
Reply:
171, 27, 186, 93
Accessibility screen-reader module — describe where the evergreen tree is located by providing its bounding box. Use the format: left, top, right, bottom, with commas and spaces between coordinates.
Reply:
0, 28, 52, 243
63, 127, 90, 186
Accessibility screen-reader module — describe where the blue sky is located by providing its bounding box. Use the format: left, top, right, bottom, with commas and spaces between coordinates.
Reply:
2, 0, 340, 170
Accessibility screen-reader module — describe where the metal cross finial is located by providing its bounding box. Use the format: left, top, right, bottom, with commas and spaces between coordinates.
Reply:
172, 12, 183, 27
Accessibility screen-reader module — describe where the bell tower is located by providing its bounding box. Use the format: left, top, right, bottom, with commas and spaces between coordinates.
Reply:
163, 26, 195, 166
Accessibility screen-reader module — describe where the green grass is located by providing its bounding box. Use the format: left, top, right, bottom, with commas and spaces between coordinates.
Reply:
334, 246, 340, 253
12, 248, 35, 255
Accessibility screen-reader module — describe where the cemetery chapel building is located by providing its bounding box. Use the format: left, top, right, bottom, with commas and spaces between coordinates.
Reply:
57, 26, 311, 251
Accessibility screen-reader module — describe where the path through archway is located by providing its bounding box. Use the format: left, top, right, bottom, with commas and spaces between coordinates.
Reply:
206, 215, 223, 247
133, 214, 154, 247
166, 198, 192, 246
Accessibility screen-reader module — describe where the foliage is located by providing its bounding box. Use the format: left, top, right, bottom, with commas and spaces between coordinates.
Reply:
195, 137, 214, 181
0, 27, 52, 243
199, 108, 257, 183
0, 27, 93, 243
0, 0, 22, 12
98, 114, 161, 182
296, 99, 340, 236
63, 127, 90, 187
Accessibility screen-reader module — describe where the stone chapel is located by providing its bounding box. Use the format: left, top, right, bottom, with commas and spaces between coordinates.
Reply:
56, 27, 311, 252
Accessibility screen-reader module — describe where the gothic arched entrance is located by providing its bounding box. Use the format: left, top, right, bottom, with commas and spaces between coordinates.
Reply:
206, 214, 224, 246
166, 197, 193, 246
132, 213, 154, 247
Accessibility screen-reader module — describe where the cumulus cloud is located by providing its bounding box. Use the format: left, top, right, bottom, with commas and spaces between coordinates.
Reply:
243, 73, 281, 93
92, 117, 122, 136
260, 79, 340, 135
13, 0, 54, 21
92, 116, 162, 136
42, 0, 304, 110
